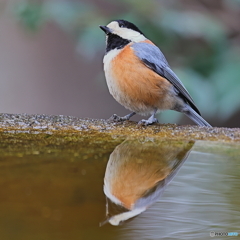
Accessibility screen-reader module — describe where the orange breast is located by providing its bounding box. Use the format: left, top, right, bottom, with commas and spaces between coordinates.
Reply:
111, 44, 174, 113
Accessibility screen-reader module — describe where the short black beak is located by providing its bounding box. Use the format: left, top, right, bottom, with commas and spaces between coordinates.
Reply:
99, 25, 111, 35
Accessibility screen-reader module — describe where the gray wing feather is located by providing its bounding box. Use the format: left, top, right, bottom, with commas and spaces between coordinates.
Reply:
163, 66, 194, 103
132, 42, 200, 115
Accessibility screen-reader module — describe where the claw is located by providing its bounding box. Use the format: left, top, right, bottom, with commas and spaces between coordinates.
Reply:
108, 112, 136, 122
138, 117, 158, 126
108, 114, 123, 122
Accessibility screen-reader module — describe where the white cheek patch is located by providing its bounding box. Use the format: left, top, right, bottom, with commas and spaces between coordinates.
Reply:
107, 21, 119, 29
109, 207, 146, 226
117, 28, 146, 42
107, 21, 146, 43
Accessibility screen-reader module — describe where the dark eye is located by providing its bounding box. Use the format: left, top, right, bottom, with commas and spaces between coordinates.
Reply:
119, 23, 124, 28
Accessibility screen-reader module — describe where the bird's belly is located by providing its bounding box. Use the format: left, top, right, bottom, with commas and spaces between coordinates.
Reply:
105, 69, 177, 115
105, 70, 152, 114
103, 46, 177, 115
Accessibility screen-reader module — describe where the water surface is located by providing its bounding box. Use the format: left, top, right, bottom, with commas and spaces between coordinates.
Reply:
0, 132, 239, 240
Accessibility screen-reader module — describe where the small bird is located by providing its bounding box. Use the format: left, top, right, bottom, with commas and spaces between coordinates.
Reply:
99, 20, 211, 126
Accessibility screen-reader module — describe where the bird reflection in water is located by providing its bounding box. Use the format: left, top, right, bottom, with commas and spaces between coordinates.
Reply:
100, 138, 194, 226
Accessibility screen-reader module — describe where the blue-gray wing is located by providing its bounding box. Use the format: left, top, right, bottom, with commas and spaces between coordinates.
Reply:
131, 42, 200, 115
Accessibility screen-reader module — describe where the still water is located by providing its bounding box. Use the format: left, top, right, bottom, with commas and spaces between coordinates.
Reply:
0, 132, 239, 240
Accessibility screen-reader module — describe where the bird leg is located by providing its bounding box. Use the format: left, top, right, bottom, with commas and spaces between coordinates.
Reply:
138, 110, 158, 126
108, 112, 136, 122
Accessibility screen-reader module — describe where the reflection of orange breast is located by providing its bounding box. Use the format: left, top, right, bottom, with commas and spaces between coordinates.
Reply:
111, 165, 169, 210
106, 140, 174, 210
104, 139, 194, 213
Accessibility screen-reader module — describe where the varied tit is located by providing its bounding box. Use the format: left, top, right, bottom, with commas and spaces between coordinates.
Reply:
99, 20, 211, 127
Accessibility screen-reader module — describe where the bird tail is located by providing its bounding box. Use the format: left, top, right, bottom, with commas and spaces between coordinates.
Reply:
183, 106, 212, 127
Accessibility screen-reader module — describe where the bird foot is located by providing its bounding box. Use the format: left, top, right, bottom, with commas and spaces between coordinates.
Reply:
108, 114, 127, 122
138, 117, 158, 126
108, 112, 135, 122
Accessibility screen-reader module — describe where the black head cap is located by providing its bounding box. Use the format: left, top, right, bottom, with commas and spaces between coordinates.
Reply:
115, 20, 144, 35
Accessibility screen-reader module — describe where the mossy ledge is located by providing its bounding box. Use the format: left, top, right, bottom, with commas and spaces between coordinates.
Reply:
0, 113, 239, 142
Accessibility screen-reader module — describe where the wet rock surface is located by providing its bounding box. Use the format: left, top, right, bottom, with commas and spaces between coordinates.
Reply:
0, 113, 240, 142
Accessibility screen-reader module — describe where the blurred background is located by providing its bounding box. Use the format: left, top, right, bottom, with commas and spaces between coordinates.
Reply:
0, 0, 240, 127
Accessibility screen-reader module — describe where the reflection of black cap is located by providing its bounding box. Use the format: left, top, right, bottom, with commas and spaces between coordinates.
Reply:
105, 196, 129, 216
99, 197, 129, 226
